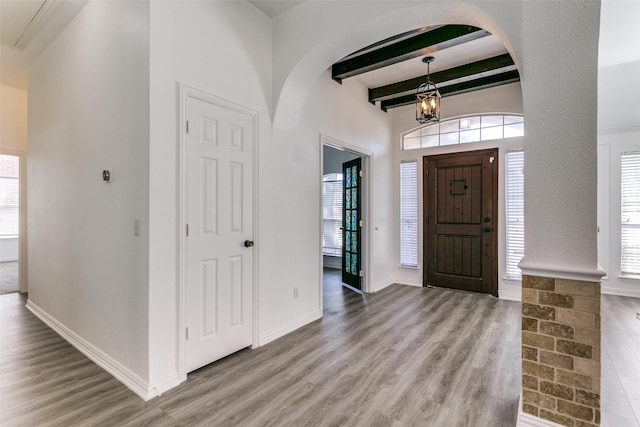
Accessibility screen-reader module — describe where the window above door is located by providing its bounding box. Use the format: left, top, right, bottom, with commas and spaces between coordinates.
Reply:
402, 114, 524, 150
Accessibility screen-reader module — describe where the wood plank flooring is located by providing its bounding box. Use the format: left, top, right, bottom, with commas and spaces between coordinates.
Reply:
1, 269, 524, 426
601, 294, 640, 427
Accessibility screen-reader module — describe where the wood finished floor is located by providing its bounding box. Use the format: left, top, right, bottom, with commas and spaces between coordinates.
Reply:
1, 269, 524, 426
601, 295, 640, 427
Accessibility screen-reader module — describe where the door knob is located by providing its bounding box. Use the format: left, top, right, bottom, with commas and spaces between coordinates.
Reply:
244, 240, 254, 247
483, 227, 492, 233
484, 217, 491, 223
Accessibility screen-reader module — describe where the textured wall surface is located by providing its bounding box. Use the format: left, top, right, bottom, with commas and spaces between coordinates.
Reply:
522, 275, 601, 426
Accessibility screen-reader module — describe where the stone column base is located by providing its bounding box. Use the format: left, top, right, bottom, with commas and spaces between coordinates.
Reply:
520, 275, 601, 427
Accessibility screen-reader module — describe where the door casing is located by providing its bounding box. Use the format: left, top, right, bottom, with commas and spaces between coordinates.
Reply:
319, 135, 372, 311
177, 83, 260, 381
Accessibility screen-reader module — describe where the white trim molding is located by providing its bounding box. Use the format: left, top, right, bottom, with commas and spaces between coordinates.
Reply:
517, 412, 565, 427
518, 260, 606, 283
602, 286, 640, 298
517, 395, 566, 427
259, 310, 321, 347
499, 284, 522, 301
26, 299, 159, 401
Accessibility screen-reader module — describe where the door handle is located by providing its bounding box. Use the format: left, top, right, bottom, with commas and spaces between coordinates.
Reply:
244, 240, 254, 247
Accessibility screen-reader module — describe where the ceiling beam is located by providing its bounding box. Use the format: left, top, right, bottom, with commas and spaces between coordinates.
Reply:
368, 53, 516, 103
331, 25, 490, 83
379, 70, 521, 112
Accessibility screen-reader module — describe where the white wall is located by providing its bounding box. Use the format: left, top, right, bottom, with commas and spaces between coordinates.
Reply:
392, 83, 524, 300
518, 1, 601, 282
272, 0, 602, 289
598, 130, 640, 297
1, 85, 28, 152
599, 61, 640, 132
259, 68, 395, 342
28, 0, 150, 385
1, 85, 28, 289
597, 59, 640, 297
148, 0, 272, 387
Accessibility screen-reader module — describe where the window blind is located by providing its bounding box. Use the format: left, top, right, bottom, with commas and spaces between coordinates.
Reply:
400, 161, 418, 267
322, 174, 343, 256
621, 151, 640, 276
0, 154, 19, 237
506, 150, 524, 279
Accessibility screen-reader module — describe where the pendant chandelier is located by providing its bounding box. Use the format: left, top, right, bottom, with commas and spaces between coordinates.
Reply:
416, 56, 441, 124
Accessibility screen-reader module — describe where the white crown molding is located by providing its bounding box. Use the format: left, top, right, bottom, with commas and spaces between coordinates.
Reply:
26, 299, 158, 401
14, 0, 60, 49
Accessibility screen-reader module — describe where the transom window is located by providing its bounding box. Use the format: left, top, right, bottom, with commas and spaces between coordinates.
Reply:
402, 114, 524, 150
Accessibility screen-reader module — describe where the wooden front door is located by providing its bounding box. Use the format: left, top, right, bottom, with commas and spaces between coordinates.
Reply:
424, 149, 498, 296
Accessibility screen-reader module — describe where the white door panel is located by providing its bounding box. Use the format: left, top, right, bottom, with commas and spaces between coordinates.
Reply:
185, 95, 253, 373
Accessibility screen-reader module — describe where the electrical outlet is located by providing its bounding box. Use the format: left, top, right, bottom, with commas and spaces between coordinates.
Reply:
293, 287, 299, 299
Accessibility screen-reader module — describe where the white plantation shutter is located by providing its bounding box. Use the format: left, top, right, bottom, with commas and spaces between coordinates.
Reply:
400, 161, 418, 267
322, 173, 343, 256
506, 150, 524, 279
621, 152, 640, 276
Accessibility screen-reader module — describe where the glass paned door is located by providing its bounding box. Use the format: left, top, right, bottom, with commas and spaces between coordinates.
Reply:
342, 158, 362, 290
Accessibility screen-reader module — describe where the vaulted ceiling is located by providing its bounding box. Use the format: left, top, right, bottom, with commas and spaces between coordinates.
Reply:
331, 25, 520, 113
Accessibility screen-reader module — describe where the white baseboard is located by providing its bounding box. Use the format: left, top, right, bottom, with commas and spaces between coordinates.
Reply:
26, 299, 160, 401
602, 286, 640, 298
517, 412, 565, 427
517, 394, 565, 427
499, 286, 522, 301
259, 309, 322, 346
149, 373, 181, 398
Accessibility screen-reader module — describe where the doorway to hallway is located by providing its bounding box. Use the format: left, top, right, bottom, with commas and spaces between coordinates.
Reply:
0, 152, 24, 295
321, 136, 371, 304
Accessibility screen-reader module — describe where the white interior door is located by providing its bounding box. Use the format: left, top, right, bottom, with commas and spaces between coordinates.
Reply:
185, 95, 254, 373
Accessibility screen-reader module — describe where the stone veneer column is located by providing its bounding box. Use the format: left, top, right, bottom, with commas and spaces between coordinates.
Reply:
521, 275, 601, 426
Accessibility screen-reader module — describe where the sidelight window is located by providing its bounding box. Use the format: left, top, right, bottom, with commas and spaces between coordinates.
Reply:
400, 161, 418, 267
506, 150, 525, 279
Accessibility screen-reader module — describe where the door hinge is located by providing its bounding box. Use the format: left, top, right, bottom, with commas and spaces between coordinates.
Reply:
359, 220, 364, 228
185, 327, 189, 340
426, 170, 429, 179
186, 224, 189, 236
489, 156, 495, 164
426, 216, 429, 224
359, 170, 364, 178
186, 120, 190, 133
359, 270, 364, 277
